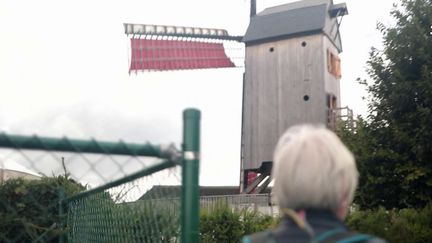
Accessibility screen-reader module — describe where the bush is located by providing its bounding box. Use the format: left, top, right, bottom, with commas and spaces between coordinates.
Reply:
200, 201, 275, 243
0, 176, 84, 242
346, 205, 432, 243
199, 203, 432, 243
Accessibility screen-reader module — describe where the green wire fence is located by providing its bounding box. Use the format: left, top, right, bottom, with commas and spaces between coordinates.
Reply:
0, 108, 200, 243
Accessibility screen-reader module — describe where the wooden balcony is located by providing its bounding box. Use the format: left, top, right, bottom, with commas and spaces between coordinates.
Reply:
327, 106, 355, 132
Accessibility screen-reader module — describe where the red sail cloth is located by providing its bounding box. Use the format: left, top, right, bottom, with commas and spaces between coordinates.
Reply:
129, 39, 235, 71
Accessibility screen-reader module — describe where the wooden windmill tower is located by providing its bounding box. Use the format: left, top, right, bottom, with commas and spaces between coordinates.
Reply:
240, 0, 349, 193
123, 0, 350, 194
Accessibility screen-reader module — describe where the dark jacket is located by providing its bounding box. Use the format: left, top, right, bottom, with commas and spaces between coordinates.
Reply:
242, 209, 386, 243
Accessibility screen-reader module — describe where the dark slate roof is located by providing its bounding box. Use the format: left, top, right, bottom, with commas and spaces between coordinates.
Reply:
258, 0, 329, 15
243, 0, 335, 44
138, 185, 271, 200
139, 185, 181, 200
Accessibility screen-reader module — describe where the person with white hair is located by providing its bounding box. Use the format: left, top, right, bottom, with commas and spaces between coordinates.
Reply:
242, 125, 386, 243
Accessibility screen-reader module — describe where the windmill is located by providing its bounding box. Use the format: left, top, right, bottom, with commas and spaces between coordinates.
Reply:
123, 0, 350, 194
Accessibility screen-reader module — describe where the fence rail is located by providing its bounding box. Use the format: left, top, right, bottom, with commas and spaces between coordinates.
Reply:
200, 194, 278, 216
0, 133, 180, 161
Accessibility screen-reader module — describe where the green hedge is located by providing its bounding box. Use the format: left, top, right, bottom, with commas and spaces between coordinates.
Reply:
200, 203, 432, 243
200, 201, 275, 243
0, 176, 84, 242
346, 205, 432, 243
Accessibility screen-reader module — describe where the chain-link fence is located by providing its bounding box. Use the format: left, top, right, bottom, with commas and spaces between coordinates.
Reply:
0, 108, 201, 243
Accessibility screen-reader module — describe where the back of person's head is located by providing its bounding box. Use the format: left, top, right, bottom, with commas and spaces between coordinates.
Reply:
272, 124, 358, 213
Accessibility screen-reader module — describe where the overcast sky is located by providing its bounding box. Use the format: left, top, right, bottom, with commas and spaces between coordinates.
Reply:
0, 0, 397, 187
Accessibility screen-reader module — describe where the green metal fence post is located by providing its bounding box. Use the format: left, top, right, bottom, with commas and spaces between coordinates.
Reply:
58, 188, 66, 243
181, 108, 201, 243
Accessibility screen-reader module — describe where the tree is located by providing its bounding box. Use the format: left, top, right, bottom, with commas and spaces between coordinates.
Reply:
339, 0, 432, 209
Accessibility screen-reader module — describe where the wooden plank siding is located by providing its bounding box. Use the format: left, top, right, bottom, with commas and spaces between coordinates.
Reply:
242, 34, 329, 170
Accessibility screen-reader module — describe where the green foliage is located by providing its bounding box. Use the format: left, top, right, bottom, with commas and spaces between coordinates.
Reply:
339, 0, 432, 209
241, 209, 274, 236
0, 176, 85, 242
196, 204, 432, 243
200, 201, 274, 243
338, 119, 408, 208
346, 204, 432, 243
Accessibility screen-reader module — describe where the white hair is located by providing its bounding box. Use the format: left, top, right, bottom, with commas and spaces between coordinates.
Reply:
272, 124, 358, 211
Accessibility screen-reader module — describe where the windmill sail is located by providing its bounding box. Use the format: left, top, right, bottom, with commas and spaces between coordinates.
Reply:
129, 38, 235, 71
124, 23, 243, 72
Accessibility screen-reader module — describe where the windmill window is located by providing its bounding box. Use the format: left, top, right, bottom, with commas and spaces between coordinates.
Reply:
303, 95, 310, 101
269, 47, 274, 52
301, 41, 307, 47
326, 93, 337, 109
327, 49, 341, 79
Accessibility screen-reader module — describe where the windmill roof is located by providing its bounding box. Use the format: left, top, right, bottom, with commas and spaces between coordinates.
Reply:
243, 0, 346, 45
138, 185, 271, 200
258, 0, 329, 16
